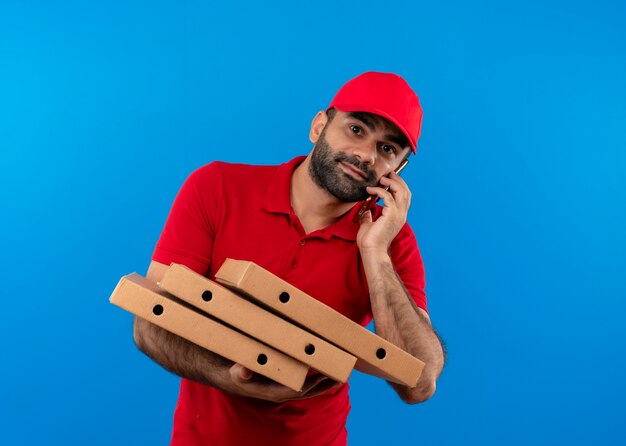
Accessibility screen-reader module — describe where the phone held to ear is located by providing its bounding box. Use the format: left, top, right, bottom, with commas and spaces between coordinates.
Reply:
354, 159, 409, 223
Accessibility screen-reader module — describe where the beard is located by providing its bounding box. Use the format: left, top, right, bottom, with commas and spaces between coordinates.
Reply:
308, 130, 378, 202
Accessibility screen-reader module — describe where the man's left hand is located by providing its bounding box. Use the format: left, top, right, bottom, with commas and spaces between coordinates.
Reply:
356, 170, 411, 253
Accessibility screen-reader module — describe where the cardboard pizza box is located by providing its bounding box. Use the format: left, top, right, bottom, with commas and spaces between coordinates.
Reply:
159, 263, 357, 383
215, 258, 425, 387
109, 273, 308, 391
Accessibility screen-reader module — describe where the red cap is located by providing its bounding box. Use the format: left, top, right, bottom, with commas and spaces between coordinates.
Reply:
327, 71, 423, 153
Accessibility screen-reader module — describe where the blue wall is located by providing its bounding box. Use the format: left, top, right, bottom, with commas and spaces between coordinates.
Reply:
1, 1, 624, 444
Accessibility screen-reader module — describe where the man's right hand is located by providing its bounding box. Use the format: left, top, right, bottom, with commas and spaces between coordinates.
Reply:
227, 364, 341, 403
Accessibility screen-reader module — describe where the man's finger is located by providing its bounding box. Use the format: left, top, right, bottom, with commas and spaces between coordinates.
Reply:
378, 175, 411, 210
239, 366, 254, 380
380, 174, 408, 196
230, 363, 254, 382
388, 170, 408, 184
366, 186, 395, 207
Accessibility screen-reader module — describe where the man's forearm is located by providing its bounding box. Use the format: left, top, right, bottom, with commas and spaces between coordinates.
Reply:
133, 316, 232, 388
132, 316, 340, 403
361, 250, 445, 403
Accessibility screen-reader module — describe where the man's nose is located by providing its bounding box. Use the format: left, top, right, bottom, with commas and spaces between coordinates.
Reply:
351, 140, 376, 166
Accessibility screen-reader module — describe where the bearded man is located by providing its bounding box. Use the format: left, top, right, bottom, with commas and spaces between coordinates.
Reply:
134, 71, 446, 446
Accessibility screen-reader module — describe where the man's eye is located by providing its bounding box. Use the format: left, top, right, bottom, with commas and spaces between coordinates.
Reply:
381, 144, 396, 155
350, 125, 362, 135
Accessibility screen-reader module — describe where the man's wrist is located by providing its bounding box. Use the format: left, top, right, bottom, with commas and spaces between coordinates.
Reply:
359, 247, 392, 267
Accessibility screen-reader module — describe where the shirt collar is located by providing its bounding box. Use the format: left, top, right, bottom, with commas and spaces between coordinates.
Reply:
262, 156, 305, 215
262, 156, 369, 242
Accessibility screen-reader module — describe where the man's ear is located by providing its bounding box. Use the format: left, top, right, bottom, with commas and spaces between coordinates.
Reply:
309, 111, 329, 144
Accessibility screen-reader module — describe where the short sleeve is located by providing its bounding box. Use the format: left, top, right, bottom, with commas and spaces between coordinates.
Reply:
152, 163, 222, 275
389, 223, 428, 313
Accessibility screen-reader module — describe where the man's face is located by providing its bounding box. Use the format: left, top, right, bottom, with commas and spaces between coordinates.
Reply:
308, 110, 411, 202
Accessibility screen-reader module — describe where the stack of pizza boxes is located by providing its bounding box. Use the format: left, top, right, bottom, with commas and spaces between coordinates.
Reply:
109, 259, 424, 391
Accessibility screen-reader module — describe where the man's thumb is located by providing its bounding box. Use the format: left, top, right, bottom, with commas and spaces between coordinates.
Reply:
238, 365, 254, 380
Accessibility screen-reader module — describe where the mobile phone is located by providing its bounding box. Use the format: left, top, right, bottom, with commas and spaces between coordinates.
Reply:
354, 158, 409, 222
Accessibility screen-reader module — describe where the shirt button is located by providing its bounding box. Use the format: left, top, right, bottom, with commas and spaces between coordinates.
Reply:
299, 240, 306, 246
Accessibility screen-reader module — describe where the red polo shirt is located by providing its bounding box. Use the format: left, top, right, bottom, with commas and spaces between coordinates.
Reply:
152, 156, 427, 446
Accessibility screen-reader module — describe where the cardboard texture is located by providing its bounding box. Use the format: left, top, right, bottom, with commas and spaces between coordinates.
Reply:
109, 273, 308, 391
159, 263, 357, 383
215, 259, 425, 387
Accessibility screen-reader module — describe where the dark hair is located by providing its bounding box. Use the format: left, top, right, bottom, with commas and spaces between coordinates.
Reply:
326, 107, 338, 122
